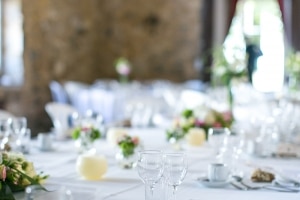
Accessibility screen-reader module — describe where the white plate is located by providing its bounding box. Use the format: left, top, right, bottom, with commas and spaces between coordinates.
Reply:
196, 177, 230, 188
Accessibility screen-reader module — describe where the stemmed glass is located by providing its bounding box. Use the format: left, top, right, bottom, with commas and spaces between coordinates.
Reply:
163, 152, 187, 200
137, 150, 164, 200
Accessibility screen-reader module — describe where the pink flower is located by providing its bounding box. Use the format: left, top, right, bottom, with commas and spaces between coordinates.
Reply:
1, 166, 6, 181
195, 120, 205, 127
213, 122, 222, 128
222, 111, 232, 121
81, 127, 91, 132
132, 137, 139, 146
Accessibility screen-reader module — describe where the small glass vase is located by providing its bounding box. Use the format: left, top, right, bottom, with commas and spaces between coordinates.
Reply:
115, 149, 137, 169
168, 137, 185, 150
75, 132, 95, 154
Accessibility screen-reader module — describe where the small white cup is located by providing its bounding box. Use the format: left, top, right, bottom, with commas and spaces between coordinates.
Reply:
37, 133, 53, 151
207, 163, 230, 182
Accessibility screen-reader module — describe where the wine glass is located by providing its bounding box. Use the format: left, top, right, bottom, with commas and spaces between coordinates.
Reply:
208, 127, 230, 155
163, 152, 187, 200
137, 150, 164, 200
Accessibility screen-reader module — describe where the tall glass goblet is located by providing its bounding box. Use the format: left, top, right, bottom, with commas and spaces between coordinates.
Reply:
137, 150, 164, 200
164, 152, 187, 200
208, 127, 230, 156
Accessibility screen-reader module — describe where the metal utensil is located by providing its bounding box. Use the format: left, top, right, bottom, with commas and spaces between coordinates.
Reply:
231, 175, 299, 192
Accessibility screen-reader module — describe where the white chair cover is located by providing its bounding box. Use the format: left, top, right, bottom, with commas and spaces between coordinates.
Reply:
64, 81, 89, 106
49, 81, 69, 103
89, 88, 115, 123
45, 102, 77, 140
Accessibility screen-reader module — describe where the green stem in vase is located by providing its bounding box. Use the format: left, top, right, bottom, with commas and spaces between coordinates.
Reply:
226, 78, 234, 113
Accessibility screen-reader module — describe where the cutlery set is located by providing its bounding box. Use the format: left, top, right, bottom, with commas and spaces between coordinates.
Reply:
230, 175, 299, 192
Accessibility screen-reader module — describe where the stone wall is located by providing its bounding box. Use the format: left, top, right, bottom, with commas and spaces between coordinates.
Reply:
12, 0, 203, 134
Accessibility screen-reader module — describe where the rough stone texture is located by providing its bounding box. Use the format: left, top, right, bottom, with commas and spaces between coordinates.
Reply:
8, 0, 203, 134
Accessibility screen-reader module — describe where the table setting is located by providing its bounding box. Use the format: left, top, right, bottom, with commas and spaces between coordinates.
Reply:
1, 85, 300, 200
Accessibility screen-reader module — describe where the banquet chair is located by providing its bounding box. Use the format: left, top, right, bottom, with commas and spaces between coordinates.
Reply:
89, 88, 115, 123
49, 80, 69, 103
64, 81, 90, 107
183, 79, 207, 92
45, 102, 78, 140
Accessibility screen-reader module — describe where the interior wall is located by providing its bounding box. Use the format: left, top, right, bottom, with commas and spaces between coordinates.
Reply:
5, 0, 203, 134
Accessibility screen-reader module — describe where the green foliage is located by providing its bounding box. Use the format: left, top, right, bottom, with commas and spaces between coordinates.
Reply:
211, 46, 247, 87
117, 135, 139, 158
166, 129, 186, 142
0, 152, 48, 200
72, 127, 101, 142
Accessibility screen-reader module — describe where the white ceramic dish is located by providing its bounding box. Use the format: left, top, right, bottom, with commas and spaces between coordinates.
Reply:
196, 176, 230, 188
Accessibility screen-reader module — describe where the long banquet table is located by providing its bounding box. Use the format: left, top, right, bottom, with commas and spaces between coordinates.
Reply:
15, 128, 300, 200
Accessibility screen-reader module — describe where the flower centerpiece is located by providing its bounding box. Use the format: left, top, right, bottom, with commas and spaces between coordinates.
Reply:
212, 46, 247, 111
115, 57, 131, 83
115, 135, 140, 169
285, 50, 300, 90
167, 106, 234, 141
0, 152, 48, 200
72, 126, 101, 153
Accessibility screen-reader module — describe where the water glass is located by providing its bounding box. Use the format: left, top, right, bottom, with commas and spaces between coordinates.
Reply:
163, 152, 187, 200
0, 118, 13, 151
15, 128, 31, 154
12, 117, 27, 135
137, 150, 164, 200
208, 127, 230, 155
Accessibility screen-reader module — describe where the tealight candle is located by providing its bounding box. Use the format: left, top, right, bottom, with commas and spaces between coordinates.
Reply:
185, 128, 206, 146
76, 153, 108, 180
106, 128, 127, 146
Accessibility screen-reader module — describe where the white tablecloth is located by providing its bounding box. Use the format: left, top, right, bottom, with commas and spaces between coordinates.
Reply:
15, 128, 300, 200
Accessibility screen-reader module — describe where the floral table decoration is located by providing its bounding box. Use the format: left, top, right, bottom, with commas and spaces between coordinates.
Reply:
115, 135, 140, 169
72, 126, 101, 154
115, 57, 132, 84
0, 152, 48, 200
285, 50, 300, 91
166, 106, 234, 142
211, 46, 247, 112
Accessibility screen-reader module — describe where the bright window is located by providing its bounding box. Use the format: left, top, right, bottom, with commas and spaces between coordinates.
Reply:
1, 0, 23, 86
225, 0, 284, 92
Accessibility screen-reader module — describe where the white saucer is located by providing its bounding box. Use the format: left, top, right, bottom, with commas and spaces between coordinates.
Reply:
196, 177, 230, 188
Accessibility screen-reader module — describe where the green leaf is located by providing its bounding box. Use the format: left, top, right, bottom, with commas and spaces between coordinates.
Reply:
182, 109, 193, 118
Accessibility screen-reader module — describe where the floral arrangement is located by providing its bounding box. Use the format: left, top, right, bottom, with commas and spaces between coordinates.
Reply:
115, 57, 131, 83
285, 50, 300, 89
72, 126, 101, 153
212, 46, 247, 86
72, 126, 101, 142
0, 152, 48, 200
117, 135, 139, 158
212, 46, 247, 110
167, 106, 233, 140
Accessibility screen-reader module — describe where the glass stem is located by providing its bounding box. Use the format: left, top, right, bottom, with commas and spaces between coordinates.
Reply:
168, 185, 177, 200
145, 182, 155, 199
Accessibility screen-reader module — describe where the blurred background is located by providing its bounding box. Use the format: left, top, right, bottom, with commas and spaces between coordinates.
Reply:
0, 0, 299, 135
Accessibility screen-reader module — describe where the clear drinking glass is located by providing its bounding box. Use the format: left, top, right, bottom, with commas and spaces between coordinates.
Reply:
208, 127, 230, 155
0, 118, 13, 151
163, 152, 187, 200
15, 128, 31, 154
137, 150, 164, 200
12, 117, 27, 134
